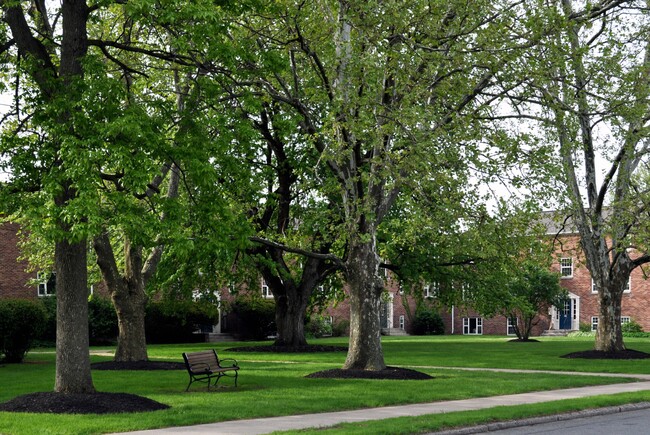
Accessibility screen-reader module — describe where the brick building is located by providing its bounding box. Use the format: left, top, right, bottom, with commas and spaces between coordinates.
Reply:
4, 217, 648, 337
0, 222, 38, 299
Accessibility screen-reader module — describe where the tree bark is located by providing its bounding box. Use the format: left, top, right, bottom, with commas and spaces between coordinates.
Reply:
343, 240, 386, 371
54, 235, 95, 393
595, 277, 626, 352
112, 280, 149, 361
274, 291, 309, 347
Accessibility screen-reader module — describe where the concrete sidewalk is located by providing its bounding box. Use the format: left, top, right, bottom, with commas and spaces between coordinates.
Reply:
114, 380, 650, 435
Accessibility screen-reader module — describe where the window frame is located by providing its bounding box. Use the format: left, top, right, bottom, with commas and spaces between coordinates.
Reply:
591, 277, 631, 294
560, 257, 573, 278
261, 280, 273, 299
591, 316, 599, 331
37, 272, 56, 297
463, 317, 483, 335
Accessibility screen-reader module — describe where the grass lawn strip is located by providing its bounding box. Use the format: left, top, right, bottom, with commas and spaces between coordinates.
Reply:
1, 336, 650, 434
276, 393, 650, 434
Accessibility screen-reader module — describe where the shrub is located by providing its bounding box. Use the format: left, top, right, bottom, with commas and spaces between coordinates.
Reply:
331, 319, 349, 337
412, 308, 445, 335
227, 297, 276, 340
88, 297, 118, 345
622, 320, 643, 334
306, 316, 333, 338
145, 299, 220, 344
0, 299, 48, 363
579, 322, 592, 333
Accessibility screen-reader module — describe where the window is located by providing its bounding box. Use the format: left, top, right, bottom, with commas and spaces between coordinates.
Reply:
463, 317, 483, 335
261, 280, 273, 298
507, 318, 517, 336
591, 278, 631, 293
591, 316, 599, 331
399, 315, 405, 330
560, 258, 573, 278
621, 316, 631, 325
37, 272, 56, 297
424, 282, 439, 298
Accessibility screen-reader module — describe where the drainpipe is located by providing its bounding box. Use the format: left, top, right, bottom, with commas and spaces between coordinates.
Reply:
451, 305, 455, 334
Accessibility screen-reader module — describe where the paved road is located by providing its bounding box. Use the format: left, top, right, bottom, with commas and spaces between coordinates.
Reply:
436, 405, 650, 434
489, 408, 650, 434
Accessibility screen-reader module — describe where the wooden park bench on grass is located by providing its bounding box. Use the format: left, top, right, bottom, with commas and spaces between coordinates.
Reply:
182, 349, 240, 391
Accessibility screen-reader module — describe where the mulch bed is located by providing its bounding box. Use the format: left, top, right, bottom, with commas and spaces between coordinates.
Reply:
561, 349, 650, 359
306, 366, 433, 380
0, 392, 169, 414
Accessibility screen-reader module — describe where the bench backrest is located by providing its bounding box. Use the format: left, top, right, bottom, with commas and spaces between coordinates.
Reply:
183, 349, 220, 372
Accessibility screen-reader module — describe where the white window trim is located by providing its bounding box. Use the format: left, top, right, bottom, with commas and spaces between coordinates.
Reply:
261, 280, 273, 299
621, 316, 631, 324
560, 258, 573, 279
507, 318, 517, 336
399, 315, 405, 330
591, 316, 599, 331
463, 317, 483, 335
591, 277, 631, 294
37, 272, 55, 297
424, 282, 439, 298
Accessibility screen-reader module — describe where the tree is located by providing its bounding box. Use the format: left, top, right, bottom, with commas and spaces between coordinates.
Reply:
515, 0, 650, 351
227, 0, 549, 370
501, 263, 566, 341
0, 0, 97, 393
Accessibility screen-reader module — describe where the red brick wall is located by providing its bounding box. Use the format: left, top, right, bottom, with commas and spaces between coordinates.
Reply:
0, 222, 37, 300
552, 233, 650, 331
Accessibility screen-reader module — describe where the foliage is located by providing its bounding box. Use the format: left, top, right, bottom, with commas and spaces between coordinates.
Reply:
306, 316, 333, 338
412, 308, 445, 336
500, 262, 566, 340
579, 323, 592, 333
0, 299, 47, 363
88, 297, 118, 346
225, 296, 276, 340
622, 321, 644, 334
331, 319, 350, 337
145, 299, 219, 344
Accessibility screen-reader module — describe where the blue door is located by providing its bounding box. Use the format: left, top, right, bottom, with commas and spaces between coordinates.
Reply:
559, 299, 572, 330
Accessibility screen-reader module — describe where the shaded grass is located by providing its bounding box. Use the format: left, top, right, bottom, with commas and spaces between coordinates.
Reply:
1, 336, 649, 434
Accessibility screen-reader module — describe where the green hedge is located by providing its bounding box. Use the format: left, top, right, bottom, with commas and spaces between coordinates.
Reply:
227, 297, 276, 340
145, 299, 220, 344
0, 299, 47, 363
412, 308, 445, 335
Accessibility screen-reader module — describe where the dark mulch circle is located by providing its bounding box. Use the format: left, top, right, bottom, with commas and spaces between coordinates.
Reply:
561, 349, 650, 359
0, 392, 169, 414
227, 344, 348, 353
91, 360, 185, 370
306, 366, 433, 380
508, 338, 540, 343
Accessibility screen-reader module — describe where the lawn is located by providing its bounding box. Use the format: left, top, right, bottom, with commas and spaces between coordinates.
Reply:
1, 335, 650, 435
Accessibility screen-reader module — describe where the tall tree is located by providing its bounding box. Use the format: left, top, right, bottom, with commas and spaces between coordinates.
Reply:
227, 0, 544, 370
0, 0, 95, 393
516, 0, 649, 352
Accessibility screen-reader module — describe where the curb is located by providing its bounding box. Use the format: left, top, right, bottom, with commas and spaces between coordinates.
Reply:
433, 402, 650, 434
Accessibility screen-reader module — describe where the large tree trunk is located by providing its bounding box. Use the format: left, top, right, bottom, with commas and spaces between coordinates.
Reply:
274, 292, 308, 347
112, 281, 149, 362
343, 240, 386, 371
595, 283, 625, 352
54, 237, 95, 393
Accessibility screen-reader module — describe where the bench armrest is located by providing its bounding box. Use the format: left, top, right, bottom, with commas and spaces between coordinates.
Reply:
219, 358, 239, 368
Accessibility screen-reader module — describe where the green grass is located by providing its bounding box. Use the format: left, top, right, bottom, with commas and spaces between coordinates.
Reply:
285, 392, 650, 434
1, 336, 650, 434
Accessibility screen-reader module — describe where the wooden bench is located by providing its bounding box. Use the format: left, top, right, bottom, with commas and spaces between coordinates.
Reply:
182, 349, 239, 391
